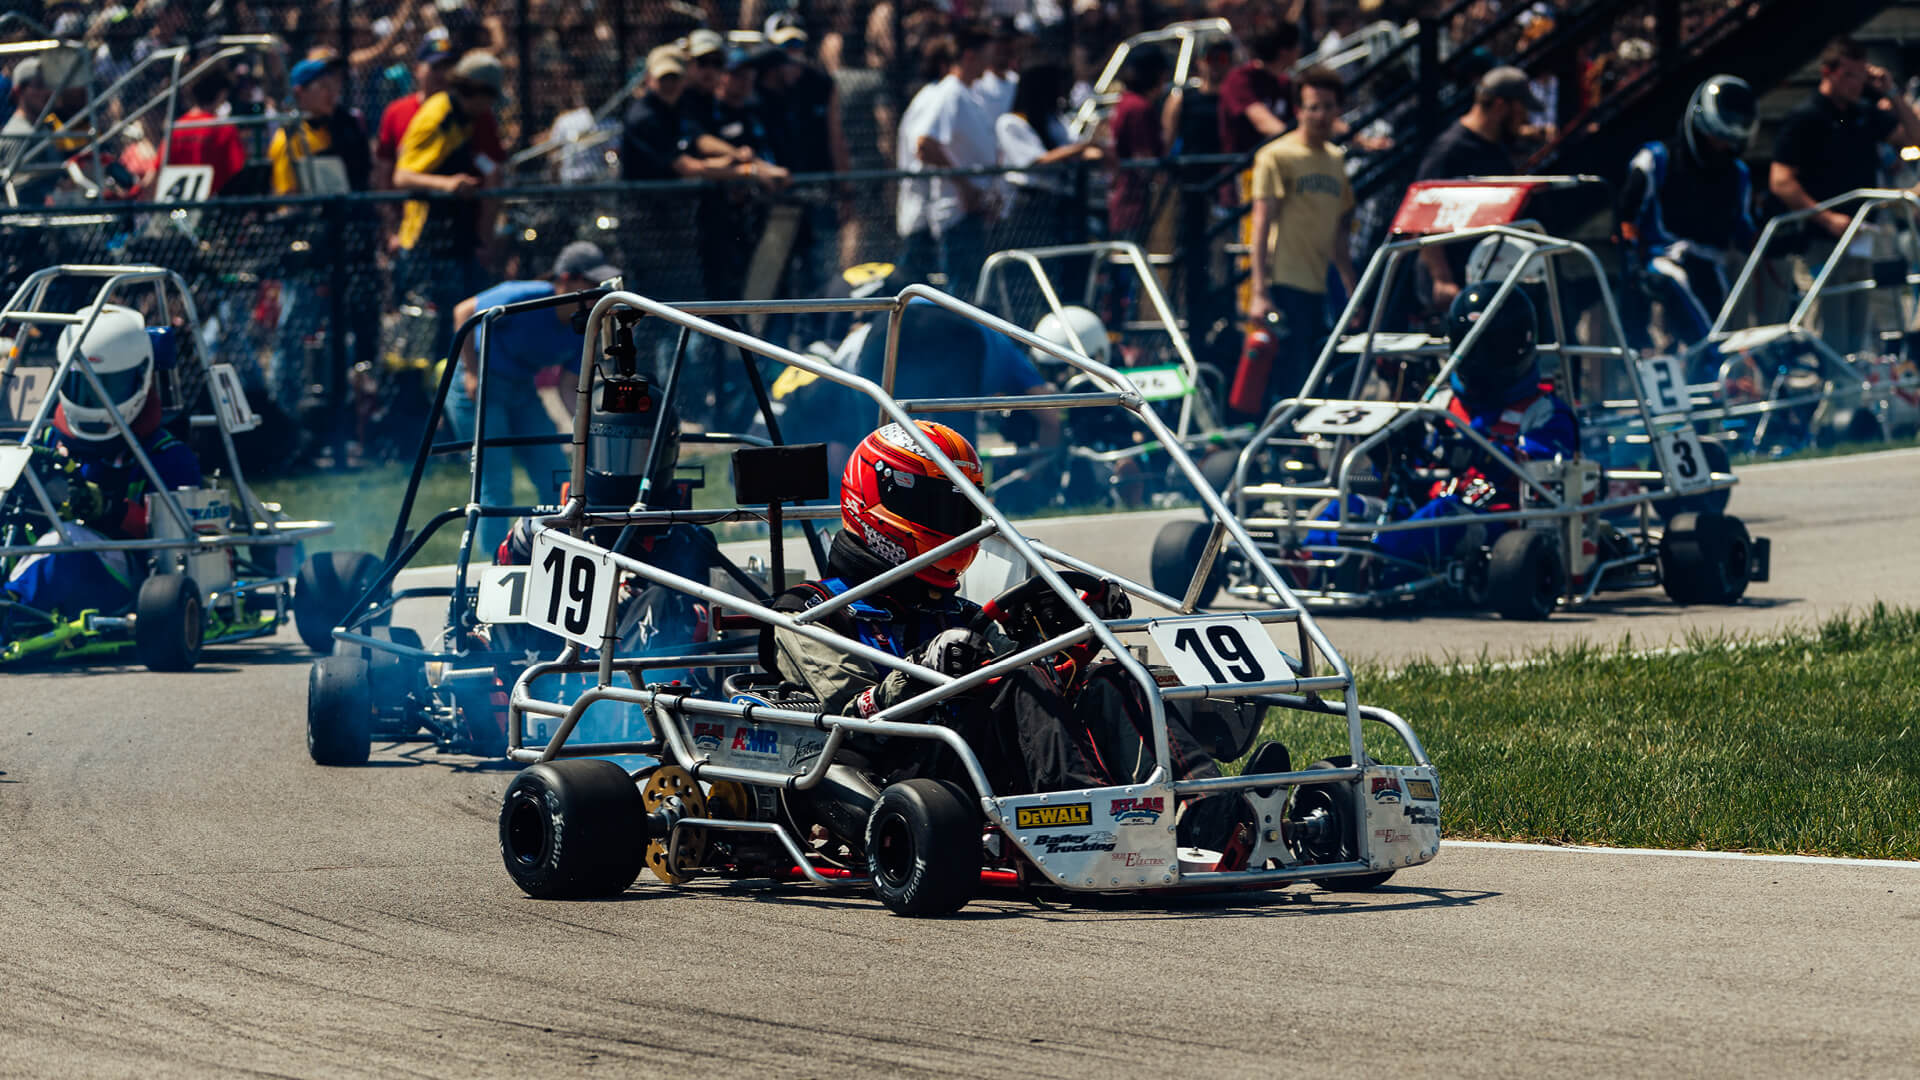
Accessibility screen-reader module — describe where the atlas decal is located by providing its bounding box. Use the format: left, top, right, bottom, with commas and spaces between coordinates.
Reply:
1016, 803, 1091, 830
1108, 796, 1165, 825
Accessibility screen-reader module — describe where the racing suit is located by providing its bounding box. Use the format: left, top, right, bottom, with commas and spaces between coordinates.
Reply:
767, 531, 1227, 798
1619, 136, 1756, 364
5, 425, 204, 624
1307, 377, 1578, 572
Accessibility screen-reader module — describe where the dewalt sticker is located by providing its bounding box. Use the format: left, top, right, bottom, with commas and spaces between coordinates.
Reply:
1015, 803, 1092, 830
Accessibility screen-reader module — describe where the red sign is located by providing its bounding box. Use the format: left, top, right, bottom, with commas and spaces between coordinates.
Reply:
1390, 180, 1546, 237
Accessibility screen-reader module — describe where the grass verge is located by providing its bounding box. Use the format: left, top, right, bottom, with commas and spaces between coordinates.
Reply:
1260, 604, 1920, 860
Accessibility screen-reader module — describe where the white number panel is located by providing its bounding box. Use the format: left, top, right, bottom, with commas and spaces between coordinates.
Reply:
1147, 616, 1292, 687
0, 444, 31, 496
1636, 354, 1691, 419
1126, 365, 1193, 402
1659, 424, 1713, 494
206, 363, 260, 433
526, 530, 617, 646
1294, 402, 1398, 436
1335, 331, 1433, 354
153, 164, 213, 204
475, 565, 532, 625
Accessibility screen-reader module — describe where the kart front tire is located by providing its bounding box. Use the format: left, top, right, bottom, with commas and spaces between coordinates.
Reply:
1485, 529, 1564, 621
294, 550, 382, 654
499, 759, 647, 900
135, 573, 203, 672
865, 779, 978, 916
308, 656, 373, 766
1150, 519, 1222, 608
1291, 756, 1395, 892
1659, 511, 1751, 606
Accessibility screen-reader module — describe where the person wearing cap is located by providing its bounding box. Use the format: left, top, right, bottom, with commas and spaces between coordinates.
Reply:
447, 241, 622, 552
620, 44, 786, 188
375, 36, 508, 198
266, 55, 380, 440
394, 50, 507, 356
681, 28, 728, 139
0, 58, 57, 201
1245, 67, 1357, 411
1413, 65, 1542, 311
896, 26, 1000, 301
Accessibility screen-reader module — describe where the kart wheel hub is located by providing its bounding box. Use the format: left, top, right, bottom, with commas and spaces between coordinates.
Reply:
641, 766, 708, 884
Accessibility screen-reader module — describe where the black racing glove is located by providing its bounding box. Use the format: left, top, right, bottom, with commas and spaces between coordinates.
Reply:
917, 627, 991, 677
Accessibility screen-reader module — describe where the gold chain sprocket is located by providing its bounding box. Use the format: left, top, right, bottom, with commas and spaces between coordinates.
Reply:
641, 765, 708, 884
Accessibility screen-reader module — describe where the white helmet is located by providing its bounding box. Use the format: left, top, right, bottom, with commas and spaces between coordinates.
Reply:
1031, 305, 1111, 366
1465, 232, 1547, 287
55, 304, 154, 443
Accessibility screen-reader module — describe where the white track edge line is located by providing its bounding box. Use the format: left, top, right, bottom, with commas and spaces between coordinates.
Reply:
1445, 839, 1920, 869
1736, 445, 1920, 472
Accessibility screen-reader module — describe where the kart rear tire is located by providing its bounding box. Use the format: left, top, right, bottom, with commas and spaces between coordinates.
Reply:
1292, 756, 1395, 892
294, 550, 382, 654
1652, 439, 1732, 521
1151, 519, 1222, 608
308, 655, 373, 766
135, 573, 203, 672
499, 759, 647, 900
1485, 529, 1564, 621
1659, 512, 1751, 606
865, 779, 978, 916
1198, 448, 1257, 497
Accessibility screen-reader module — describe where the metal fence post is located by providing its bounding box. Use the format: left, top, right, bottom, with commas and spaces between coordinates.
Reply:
325, 194, 351, 466
517, 0, 534, 151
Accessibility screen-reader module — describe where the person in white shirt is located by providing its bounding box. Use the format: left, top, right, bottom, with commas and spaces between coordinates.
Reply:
896, 25, 1000, 299
974, 17, 1022, 117
993, 63, 1099, 250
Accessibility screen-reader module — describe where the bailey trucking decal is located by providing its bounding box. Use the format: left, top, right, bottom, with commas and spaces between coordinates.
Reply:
1015, 803, 1092, 830
1032, 831, 1116, 855
1109, 796, 1165, 826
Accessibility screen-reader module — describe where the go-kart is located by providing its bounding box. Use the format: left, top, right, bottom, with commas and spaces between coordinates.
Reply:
1674, 188, 1920, 455
1150, 223, 1770, 618
0, 265, 343, 670
492, 285, 1440, 915
304, 285, 804, 765
971, 241, 1251, 511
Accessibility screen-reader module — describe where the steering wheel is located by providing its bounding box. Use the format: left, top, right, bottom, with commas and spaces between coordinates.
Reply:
970, 569, 1131, 652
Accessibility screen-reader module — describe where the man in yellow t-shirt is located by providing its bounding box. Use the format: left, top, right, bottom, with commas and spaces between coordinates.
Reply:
1246, 67, 1357, 409
392, 51, 504, 356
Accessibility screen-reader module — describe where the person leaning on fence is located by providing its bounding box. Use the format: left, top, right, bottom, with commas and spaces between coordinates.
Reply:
1769, 36, 1920, 356
994, 63, 1099, 251
392, 51, 507, 359
1218, 24, 1301, 158
757, 18, 854, 346
375, 34, 507, 205
448, 241, 622, 555
1244, 65, 1356, 414
895, 26, 1001, 301
266, 56, 380, 441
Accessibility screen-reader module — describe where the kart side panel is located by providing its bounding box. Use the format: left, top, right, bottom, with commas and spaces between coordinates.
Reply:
1364, 764, 1441, 871
997, 785, 1178, 888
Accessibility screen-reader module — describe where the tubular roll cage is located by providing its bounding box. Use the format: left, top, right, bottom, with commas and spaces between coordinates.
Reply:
1217, 225, 1736, 605
504, 285, 1434, 892
0, 266, 330, 616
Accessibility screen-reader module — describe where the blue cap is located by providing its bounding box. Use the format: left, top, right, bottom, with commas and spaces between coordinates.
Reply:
724, 46, 754, 71
417, 36, 455, 64
289, 57, 343, 89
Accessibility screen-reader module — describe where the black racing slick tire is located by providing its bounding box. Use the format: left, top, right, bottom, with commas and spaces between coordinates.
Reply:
499, 759, 647, 900
307, 656, 373, 766
1150, 519, 1222, 608
865, 779, 979, 916
1290, 756, 1395, 892
1659, 511, 1752, 606
294, 550, 382, 654
1485, 529, 1564, 621
135, 573, 203, 672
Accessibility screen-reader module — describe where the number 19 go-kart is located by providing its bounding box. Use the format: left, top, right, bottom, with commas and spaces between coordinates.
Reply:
491, 286, 1441, 915
1150, 224, 1771, 618
1, 266, 341, 670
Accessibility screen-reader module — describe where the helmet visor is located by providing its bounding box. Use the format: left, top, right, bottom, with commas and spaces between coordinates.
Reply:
874, 460, 981, 537
61, 365, 148, 412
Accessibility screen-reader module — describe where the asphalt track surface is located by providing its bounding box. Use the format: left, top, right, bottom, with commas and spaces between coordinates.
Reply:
4, 450, 1919, 1078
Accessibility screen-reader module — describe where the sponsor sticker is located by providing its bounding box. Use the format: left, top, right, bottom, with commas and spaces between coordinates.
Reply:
729, 726, 779, 755
1033, 831, 1116, 855
1404, 805, 1439, 826
1373, 828, 1411, 845
1370, 776, 1402, 804
1016, 803, 1091, 830
692, 721, 726, 751
1109, 796, 1165, 825
1404, 778, 1436, 801
1109, 851, 1169, 868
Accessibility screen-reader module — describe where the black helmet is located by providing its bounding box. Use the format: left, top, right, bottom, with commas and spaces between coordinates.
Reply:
1446, 282, 1538, 396
1683, 75, 1756, 162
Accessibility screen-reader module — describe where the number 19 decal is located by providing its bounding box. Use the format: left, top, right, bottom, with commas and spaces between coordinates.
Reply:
1147, 616, 1293, 687
526, 531, 616, 645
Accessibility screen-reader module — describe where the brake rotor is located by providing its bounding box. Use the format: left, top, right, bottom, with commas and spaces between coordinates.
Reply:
641, 765, 708, 884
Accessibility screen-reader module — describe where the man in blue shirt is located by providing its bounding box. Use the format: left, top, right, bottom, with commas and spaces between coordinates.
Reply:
449, 241, 620, 552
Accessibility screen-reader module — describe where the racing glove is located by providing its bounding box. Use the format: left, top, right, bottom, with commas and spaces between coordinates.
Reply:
916, 627, 992, 677
68, 479, 107, 524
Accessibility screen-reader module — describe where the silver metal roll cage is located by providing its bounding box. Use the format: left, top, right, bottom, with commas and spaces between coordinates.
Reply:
506, 286, 1434, 888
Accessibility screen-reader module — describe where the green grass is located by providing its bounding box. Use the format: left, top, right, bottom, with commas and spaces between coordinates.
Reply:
1261, 604, 1920, 860
1731, 432, 1920, 467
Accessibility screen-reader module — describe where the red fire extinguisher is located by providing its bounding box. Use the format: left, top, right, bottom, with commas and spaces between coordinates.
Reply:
1229, 310, 1284, 416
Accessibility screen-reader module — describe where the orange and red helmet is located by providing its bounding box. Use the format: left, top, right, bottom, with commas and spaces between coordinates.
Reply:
841, 421, 984, 589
